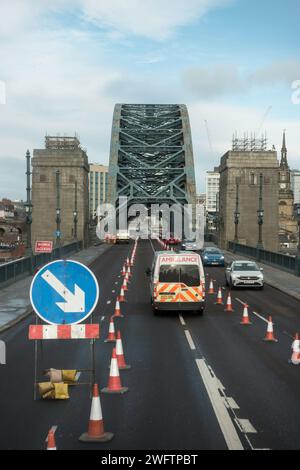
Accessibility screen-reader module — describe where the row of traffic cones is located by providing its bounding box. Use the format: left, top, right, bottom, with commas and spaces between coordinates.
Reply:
46, 241, 139, 449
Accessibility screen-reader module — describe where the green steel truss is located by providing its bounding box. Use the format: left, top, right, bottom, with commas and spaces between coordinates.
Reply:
108, 104, 197, 209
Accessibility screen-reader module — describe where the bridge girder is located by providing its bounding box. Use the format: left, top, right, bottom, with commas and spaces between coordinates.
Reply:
108, 104, 197, 209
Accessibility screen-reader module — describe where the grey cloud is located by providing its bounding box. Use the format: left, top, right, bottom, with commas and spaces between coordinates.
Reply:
183, 60, 300, 98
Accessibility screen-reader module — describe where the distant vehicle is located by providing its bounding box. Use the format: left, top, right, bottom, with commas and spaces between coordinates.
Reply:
225, 260, 264, 289
181, 238, 200, 251
202, 247, 225, 266
116, 230, 130, 244
147, 251, 205, 315
164, 232, 181, 245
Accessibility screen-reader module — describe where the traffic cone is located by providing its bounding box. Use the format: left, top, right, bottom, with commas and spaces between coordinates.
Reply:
208, 279, 215, 295
290, 334, 300, 365
118, 287, 126, 302
125, 272, 130, 284
101, 348, 128, 394
46, 430, 57, 450
126, 257, 130, 267
104, 318, 116, 343
127, 266, 132, 278
122, 278, 128, 292
116, 331, 131, 370
121, 265, 126, 276
264, 316, 278, 342
240, 304, 252, 325
225, 292, 234, 312
215, 288, 223, 305
113, 300, 124, 318
79, 384, 114, 443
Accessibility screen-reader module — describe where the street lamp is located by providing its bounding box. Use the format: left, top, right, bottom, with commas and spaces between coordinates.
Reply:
25, 150, 32, 256
295, 206, 300, 276
234, 180, 240, 244
257, 173, 264, 250
73, 180, 78, 240
55, 170, 61, 251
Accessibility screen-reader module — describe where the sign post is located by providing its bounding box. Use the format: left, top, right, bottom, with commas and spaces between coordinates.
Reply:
29, 259, 100, 399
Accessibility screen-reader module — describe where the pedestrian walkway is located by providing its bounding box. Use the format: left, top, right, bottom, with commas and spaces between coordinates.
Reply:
0, 243, 111, 333
223, 249, 300, 302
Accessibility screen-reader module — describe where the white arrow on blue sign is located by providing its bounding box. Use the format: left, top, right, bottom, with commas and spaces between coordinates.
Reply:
30, 260, 99, 325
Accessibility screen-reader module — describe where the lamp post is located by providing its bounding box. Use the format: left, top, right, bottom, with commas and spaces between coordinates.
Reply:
295, 206, 300, 276
234, 180, 240, 245
55, 170, 61, 254
25, 150, 32, 257
257, 173, 264, 250
73, 180, 78, 241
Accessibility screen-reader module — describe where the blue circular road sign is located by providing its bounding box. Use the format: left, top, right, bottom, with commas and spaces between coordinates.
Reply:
30, 260, 99, 325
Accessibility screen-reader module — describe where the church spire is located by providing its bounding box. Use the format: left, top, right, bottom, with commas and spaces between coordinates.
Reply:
280, 130, 288, 168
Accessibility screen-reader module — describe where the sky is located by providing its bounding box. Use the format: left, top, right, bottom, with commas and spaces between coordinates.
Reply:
0, 0, 299, 199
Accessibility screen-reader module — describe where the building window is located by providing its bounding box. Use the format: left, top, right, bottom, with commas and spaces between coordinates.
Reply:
40, 174, 47, 183
250, 173, 257, 185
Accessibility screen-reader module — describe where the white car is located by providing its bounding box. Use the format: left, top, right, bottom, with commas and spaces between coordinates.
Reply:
225, 261, 264, 289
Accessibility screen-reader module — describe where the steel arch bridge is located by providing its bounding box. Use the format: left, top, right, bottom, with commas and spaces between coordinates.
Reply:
108, 104, 197, 210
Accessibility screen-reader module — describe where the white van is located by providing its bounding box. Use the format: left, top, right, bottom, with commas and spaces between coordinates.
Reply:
148, 251, 206, 315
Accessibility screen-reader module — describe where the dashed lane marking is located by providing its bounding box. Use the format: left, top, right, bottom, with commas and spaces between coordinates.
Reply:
107, 300, 111, 305
184, 330, 196, 350
179, 314, 186, 327
196, 359, 244, 450
226, 398, 240, 410
235, 419, 257, 434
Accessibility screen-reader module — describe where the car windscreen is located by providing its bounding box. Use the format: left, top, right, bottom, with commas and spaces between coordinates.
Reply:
204, 250, 221, 255
232, 263, 258, 272
159, 265, 200, 286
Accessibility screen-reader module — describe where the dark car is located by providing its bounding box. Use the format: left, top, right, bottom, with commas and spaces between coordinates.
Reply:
202, 247, 225, 267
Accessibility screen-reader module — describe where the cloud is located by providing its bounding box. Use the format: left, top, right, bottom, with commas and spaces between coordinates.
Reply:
79, 0, 231, 40
183, 60, 300, 99
183, 64, 245, 98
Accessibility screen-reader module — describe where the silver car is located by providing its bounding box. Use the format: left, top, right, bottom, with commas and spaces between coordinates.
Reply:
225, 261, 264, 289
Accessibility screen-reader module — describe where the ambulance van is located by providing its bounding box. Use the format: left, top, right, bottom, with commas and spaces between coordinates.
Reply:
148, 251, 206, 315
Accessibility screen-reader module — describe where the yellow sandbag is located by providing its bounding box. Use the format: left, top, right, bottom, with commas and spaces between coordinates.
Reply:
53, 382, 69, 400
62, 370, 77, 383
38, 382, 54, 396
46, 368, 63, 383
42, 389, 56, 400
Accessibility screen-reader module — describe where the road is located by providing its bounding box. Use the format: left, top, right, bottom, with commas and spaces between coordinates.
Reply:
1, 239, 300, 450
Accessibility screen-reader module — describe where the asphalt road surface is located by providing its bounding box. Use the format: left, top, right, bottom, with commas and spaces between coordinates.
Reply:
1, 240, 300, 450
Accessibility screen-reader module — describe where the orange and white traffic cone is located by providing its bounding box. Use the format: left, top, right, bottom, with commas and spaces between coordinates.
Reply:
240, 304, 252, 325
116, 331, 131, 370
101, 348, 128, 394
208, 279, 215, 295
118, 287, 126, 302
215, 287, 223, 305
122, 278, 128, 292
79, 384, 114, 442
127, 266, 132, 278
290, 334, 300, 365
264, 316, 278, 342
113, 299, 124, 318
125, 272, 130, 284
104, 318, 116, 343
121, 265, 126, 276
126, 257, 130, 267
225, 292, 234, 312
46, 430, 57, 450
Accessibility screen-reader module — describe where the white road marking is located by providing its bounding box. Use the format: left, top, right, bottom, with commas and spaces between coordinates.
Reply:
184, 330, 196, 350
235, 419, 257, 434
115, 282, 118, 285
226, 398, 240, 410
196, 359, 244, 450
100, 316, 105, 322
112, 290, 115, 293
106, 300, 111, 305
179, 314, 186, 327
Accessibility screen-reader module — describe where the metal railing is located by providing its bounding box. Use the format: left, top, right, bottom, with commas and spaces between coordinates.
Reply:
0, 241, 82, 288
228, 241, 299, 276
